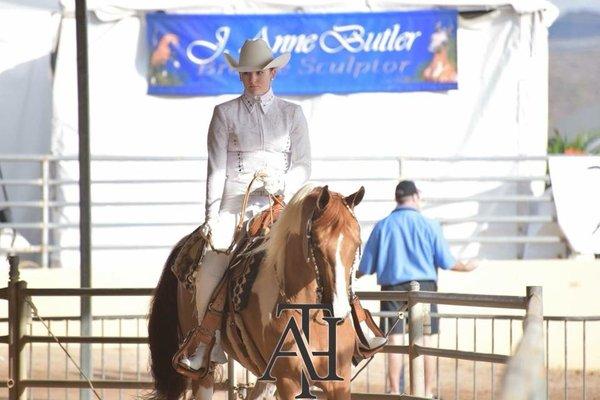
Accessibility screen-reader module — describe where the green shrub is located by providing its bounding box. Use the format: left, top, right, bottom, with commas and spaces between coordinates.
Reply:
548, 129, 600, 155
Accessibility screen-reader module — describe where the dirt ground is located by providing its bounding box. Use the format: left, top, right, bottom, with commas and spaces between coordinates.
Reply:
1, 347, 598, 399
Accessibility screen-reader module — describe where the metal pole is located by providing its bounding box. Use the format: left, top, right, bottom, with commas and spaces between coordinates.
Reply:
498, 286, 545, 400
227, 359, 236, 400
75, 0, 92, 398
41, 159, 50, 269
8, 255, 28, 400
397, 157, 403, 180
527, 286, 546, 400
409, 281, 425, 396
583, 321, 586, 400
564, 320, 567, 400
0, 163, 13, 224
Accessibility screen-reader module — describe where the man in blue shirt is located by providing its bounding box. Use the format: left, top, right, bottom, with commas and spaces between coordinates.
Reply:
357, 180, 477, 396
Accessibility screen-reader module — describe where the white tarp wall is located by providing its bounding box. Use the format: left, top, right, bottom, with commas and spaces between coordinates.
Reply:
0, 1, 60, 265
549, 156, 600, 255
1, 0, 558, 270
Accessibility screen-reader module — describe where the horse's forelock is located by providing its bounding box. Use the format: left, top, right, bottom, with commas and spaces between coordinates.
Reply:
314, 193, 360, 244
310, 193, 361, 305
261, 185, 360, 303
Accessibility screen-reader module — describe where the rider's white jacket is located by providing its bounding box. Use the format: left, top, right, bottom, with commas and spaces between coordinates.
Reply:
205, 88, 311, 222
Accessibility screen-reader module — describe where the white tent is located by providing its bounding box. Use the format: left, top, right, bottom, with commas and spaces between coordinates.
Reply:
0, 0, 61, 265
0, 0, 559, 269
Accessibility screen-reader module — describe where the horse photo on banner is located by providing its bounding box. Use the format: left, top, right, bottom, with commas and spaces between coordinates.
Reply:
145, 10, 458, 95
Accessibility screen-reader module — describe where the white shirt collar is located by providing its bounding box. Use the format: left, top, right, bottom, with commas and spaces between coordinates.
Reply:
241, 87, 275, 114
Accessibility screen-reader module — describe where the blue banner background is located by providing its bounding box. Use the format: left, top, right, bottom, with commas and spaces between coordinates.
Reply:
146, 11, 457, 95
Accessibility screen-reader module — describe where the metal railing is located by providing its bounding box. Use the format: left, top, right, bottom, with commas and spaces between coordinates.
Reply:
2, 310, 594, 399
0, 154, 560, 265
0, 272, 600, 400
3, 315, 594, 399
355, 285, 536, 398
1, 255, 552, 400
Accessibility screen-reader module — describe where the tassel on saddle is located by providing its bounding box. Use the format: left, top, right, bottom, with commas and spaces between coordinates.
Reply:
171, 224, 211, 292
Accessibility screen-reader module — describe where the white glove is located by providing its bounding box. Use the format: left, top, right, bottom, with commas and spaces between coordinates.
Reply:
200, 219, 213, 237
263, 174, 285, 195
256, 169, 285, 195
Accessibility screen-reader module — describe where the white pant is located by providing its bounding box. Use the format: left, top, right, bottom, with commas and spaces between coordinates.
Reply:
195, 195, 270, 323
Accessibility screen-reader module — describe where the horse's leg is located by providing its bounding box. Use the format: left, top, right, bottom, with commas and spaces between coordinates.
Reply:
327, 383, 351, 400
246, 381, 277, 400
274, 378, 302, 400
193, 373, 215, 400
190, 379, 199, 398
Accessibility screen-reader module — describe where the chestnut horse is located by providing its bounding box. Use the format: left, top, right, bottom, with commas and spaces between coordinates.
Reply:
147, 184, 365, 399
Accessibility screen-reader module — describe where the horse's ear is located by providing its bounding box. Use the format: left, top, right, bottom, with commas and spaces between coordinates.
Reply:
316, 185, 330, 211
345, 186, 365, 209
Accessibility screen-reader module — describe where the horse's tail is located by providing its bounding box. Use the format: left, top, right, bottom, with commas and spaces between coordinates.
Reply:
147, 240, 187, 400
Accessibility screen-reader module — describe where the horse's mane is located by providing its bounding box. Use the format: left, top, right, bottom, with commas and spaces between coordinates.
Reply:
259, 183, 316, 285
260, 184, 360, 297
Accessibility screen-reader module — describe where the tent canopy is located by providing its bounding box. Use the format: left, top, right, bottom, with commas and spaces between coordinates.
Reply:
0, 0, 558, 262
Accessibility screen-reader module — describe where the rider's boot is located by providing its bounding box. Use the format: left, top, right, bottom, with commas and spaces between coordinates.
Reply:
350, 295, 387, 358
179, 251, 229, 371
358, 320, 388, 350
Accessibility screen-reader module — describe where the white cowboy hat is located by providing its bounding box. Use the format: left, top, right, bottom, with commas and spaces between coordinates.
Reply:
224, 39, 291, 72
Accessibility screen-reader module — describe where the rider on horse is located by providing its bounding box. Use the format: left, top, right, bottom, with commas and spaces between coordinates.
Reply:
177, 38, 386, 377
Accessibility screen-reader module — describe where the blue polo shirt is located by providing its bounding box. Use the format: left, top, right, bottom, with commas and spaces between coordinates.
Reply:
358, 206, 455, 286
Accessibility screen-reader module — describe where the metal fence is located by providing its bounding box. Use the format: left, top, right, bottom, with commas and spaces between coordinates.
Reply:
0, 276, 600, 400
1, 262, 562, 400
2, 313, 594, 399
0, 154, 561, 266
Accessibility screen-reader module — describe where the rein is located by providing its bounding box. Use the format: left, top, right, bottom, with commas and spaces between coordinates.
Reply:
201, 172, 282, 255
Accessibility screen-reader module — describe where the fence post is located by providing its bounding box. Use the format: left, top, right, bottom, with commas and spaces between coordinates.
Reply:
526, 286, 546, 399
7, 255, 28, 400
409, 281, 425, 396
41, 157, 50, 269
397, 157, 403, 180
227, 358, 236, 400
499, 286, 545, 400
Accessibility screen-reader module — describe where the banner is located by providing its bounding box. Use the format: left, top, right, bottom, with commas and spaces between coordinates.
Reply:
146, 10, 458, 95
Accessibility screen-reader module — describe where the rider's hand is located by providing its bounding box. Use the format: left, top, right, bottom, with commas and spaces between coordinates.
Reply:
263, 175, 285, 195
256, 169, 285, 195
465, 259, 479, 271
200, 218, 215, 237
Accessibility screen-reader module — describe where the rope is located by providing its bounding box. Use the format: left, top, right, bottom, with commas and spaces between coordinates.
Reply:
24, 298, 103, 400
351, 305, 408, 382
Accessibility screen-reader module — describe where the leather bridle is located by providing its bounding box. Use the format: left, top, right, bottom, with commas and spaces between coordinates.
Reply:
301, 192, 362, 304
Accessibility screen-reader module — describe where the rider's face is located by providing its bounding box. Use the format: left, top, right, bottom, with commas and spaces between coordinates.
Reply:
240, 69, 276, 96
